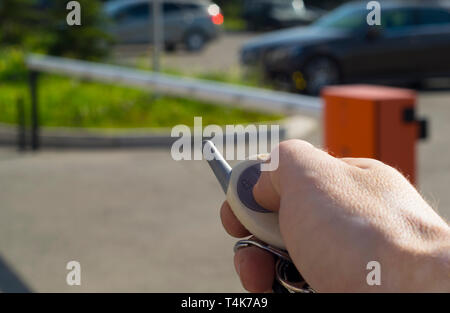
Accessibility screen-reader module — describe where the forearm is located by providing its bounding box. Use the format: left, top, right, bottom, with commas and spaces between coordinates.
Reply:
422, 236, 450, 292
401, 227, 450, 292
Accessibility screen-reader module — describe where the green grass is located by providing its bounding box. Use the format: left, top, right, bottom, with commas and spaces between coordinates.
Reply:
220, 0, 247, 32
223, 16, 247, 32
0, 75, 283, 129
134, 56, 271, 89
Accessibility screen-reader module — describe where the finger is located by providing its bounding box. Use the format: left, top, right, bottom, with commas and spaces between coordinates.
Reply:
253, 169, 280, 211
234, 246, 275, 293
220, 201, 251, 238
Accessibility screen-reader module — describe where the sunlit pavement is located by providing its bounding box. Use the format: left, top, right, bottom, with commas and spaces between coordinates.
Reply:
112, 32, 256, 74
417, 91, 450, 220
0, 147, 246, 292
0, 91, 449, 292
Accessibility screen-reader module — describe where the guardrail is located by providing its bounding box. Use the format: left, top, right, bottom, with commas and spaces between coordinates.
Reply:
25, 54, 322, 150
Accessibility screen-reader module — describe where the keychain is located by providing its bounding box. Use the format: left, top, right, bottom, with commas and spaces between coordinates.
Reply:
202, 140, 314, 293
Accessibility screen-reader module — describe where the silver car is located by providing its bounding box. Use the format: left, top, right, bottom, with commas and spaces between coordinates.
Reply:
104, 0, 223, 51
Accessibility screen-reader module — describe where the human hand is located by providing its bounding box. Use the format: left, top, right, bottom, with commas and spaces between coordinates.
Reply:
220, 140, 450, 292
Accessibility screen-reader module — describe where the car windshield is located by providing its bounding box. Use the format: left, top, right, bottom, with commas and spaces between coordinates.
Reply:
312, 4, 366, 30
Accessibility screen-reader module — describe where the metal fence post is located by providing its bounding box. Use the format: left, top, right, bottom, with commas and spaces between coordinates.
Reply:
151, 0, 163, 72
29, 71, 40, 151
16, 97, 26, 151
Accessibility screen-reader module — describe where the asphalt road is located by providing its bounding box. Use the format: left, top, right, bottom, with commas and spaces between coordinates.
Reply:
0, 89, 449, 292
417, 90, 450, 220
0, 148, 245, 292
112, 32, 255, 74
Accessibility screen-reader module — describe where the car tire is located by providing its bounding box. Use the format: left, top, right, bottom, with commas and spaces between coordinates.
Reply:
184, 31, 206, 52
302, 57, 340, 95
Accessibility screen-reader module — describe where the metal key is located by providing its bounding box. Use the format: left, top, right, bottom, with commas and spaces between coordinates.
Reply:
234, 236, 314, 293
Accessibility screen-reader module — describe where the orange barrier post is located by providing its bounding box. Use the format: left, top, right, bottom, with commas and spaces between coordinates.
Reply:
322, 85, 428, 185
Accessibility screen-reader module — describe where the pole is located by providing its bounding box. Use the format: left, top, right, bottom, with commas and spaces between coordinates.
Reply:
151, 0, 163, 72
29, 71, 40, 151
16, 97, 26, 151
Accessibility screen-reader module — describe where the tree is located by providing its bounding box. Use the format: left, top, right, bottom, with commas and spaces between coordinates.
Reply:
0, 0, 112, 60
0, 0, 37, 45
42, 0, 112, 60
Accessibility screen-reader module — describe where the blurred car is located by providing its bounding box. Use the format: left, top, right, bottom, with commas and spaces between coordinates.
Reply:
242, 0, 325, 31
241, 0, 450, 94
104, 0, 223, 51
303, 0, 351, 11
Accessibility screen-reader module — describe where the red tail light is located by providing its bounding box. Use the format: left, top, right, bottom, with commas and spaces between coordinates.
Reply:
212, 13, 224, 25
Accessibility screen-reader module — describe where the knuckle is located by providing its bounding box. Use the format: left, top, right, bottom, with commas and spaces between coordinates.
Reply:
274, 139, 316, 161
277, 139, 314, 153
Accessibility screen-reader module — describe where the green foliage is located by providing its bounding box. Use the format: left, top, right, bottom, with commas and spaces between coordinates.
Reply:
134, 56, 269, 89
41, 0, 113, 60
0, 75, 283, 129
0, 0, 112, 60
0, 48, 27, 82
0, 0, 37, 45
213, 0, 246, 31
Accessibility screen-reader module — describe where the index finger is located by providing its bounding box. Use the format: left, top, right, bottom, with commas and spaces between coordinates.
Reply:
220, 201, 251, 238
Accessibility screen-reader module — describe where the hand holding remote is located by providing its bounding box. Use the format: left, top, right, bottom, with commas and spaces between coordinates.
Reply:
221, 140, 450, 293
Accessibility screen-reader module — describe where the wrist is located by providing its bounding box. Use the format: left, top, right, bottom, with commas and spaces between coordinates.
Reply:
421, 230, 450, 292
401, 226, 450, 292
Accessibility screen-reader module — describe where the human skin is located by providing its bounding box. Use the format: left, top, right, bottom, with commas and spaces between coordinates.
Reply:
220, 139, 450, 292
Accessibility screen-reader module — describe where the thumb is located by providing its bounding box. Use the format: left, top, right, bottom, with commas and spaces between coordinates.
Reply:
252, 139, 332, 212
252, 168, 280, 212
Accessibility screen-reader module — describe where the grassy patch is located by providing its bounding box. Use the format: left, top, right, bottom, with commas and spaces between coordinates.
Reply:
134, 56, 270, 89
0, 75, 283, 129
223, 17, 247, 32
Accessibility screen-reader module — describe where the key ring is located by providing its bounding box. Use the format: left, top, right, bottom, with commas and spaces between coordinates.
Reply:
234, 237, 315, 293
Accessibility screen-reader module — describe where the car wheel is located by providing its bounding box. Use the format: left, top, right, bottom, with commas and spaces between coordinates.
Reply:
184, 31, 206, 52
302, 57, 340, 95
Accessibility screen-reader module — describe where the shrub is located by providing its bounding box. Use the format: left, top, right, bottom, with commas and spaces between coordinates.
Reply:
0, 48, 27, 82
0, 0, 112, 60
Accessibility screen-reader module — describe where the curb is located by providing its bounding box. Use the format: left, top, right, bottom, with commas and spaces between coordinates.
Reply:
0, 116, 317, 149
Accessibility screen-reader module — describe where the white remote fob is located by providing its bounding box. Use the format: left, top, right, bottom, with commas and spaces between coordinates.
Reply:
203, 141, 285, 249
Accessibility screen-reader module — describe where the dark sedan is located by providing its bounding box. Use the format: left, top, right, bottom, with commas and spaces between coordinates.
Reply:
242, 0, 325, 31
241, 0, 450, 94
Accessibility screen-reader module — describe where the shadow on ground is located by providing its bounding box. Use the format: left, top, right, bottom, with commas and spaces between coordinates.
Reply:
0, 255, 32, 293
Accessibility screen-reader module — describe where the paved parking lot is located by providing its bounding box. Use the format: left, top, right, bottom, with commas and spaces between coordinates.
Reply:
417, 90, 450, 220
0, 147, 245, 292
0, 89, 449, 292
112, 32, 255, 74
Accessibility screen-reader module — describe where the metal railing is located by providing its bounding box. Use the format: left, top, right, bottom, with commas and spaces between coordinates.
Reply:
25, 53, 323, 150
